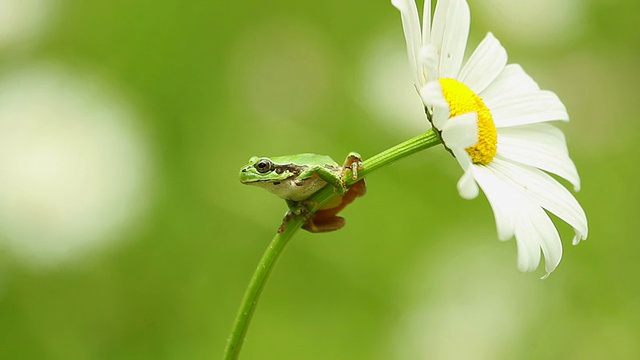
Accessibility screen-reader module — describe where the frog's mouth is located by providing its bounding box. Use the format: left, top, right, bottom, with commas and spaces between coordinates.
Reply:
242, 178, 279, 185
239, 171, 288, 186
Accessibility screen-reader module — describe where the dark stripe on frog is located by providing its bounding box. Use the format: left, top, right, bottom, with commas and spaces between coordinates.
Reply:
274, 163, 307, 176
248, 164, 307, 184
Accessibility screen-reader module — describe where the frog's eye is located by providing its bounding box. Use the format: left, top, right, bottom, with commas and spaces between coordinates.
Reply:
255, 159, 274, 173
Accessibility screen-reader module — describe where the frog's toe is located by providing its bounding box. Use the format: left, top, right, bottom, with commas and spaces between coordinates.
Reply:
346, 151, 362, 160
343, 152, 364, 180
335, 179, 348, 196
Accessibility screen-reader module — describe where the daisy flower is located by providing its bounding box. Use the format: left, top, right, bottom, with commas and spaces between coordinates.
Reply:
392, 0, 588, 277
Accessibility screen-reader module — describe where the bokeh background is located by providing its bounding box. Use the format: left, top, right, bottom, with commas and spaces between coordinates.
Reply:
0, 0, 638, 358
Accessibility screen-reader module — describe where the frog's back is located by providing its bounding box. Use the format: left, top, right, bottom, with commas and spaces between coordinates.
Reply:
271, 153, 338, 168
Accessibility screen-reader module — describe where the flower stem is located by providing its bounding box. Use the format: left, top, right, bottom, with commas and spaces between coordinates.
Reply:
224, 128, 442, 359
223, 214, 306, 360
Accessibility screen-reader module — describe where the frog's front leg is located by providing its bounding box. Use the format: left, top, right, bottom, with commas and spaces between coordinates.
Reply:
301, 153, 367, 233
339, 152, 367, 201
286, 153, 367, 233
342, 152, 365, 181
297, 165, 347, 196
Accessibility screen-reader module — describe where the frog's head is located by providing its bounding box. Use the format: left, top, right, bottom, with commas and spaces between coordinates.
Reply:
239, 156, 293, 185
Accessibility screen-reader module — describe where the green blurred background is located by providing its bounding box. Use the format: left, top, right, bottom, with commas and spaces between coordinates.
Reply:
0, 0, 638, 359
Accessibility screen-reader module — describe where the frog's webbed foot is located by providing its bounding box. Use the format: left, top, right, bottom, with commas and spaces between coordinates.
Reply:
278, 210, 294, 233
281, 199, 346, 233
342, 152, 364, 181
342, 152, 367, 198
279, 199, 315, 233
284, 199, 303, 215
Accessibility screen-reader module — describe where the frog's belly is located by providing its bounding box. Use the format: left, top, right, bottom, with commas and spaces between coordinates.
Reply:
268, 175, 328, 201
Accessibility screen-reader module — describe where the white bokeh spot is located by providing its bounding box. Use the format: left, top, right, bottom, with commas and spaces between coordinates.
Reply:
0, 0, 55, 49
390, 235, 543, 360
359, 31, 428, 133
476, 0, 585, 47
0, 65, 153, 268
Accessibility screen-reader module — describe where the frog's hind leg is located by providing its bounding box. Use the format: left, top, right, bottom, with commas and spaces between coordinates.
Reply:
296, 153, 367, 233
302, 211, 346, 233
301, 184, 364, 233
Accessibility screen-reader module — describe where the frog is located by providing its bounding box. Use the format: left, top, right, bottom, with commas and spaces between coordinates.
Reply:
239, 152, 367, 233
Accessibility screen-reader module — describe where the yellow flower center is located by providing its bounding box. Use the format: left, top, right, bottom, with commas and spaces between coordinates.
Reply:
439, 78, 497, 164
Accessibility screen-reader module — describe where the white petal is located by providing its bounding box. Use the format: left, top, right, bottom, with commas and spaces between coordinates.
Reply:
480, 64, 540, 102
458, 32, 507, 95
512, 207, 562, 277
497, 123, 581, 191
451, 146, 472, 172
457, 166, 479, 199
472, 165, 518, 241
529, 206, 563, 278
442, 112, 477, 174
572, 233, 583, 246
475, 164, 563, 277
441, 112, 478, 150
430, 0, 469, 78
488, 90, 569, 128
490, 158, 589, 243
421, 0, 432, 45
419, 43, 439, 82
513, 214, 542, 273
420, 80, 449, 130
430, 0, 450, 50
392, 0, 423, 86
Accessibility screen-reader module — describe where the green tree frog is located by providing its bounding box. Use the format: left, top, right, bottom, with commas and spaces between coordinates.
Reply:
239, 153, 366, 232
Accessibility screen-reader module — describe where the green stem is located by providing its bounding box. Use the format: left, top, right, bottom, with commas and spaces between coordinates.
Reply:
223, 213, 306, 360
223, 128, 442, 359
354, 127, 441, 182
